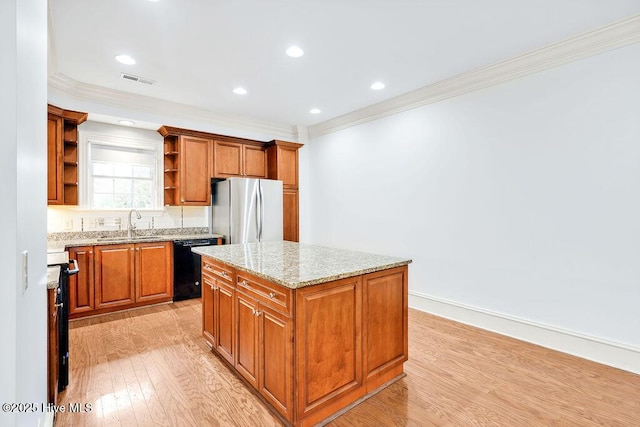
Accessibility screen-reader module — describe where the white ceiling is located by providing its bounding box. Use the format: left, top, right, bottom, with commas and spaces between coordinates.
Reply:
49, 0, 640, 129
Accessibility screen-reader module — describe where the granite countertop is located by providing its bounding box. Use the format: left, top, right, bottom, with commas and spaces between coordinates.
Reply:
48, 228, 224, 251
192, 241, 412, 289
47, 266, 60, 290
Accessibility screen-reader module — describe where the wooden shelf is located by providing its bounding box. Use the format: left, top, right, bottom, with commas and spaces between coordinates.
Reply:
64, 139, 78, 146
164, 168, 178, 172
164, 151, 179, 156
64, 182, 78, 186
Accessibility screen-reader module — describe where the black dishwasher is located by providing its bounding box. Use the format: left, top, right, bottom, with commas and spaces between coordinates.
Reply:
173, 238, 222, 301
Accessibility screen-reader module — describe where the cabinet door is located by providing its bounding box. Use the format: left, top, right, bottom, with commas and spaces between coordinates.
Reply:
363, 267, 408, 383
202, 275, 216, 348
283, 189, 299, 242
47, 114, 63, 205
180, 136, 211, 205
235, 292, 259, 388
95, 244, 135, 309
68, 246, 94, 316
295, 276, 363, 418
135, 242, 173, 303
243, 145, 267, 178
277, 145, 298, 189
216, 279, 235, 364
259, 305, 293, 421
213, 140, 242, 177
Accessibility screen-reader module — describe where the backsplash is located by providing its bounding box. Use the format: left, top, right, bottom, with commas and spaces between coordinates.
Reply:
47, 205, 209, 233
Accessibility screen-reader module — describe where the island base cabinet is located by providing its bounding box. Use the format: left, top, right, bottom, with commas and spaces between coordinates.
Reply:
295, 277, 364, 425
203, 270, 235, 364
202, 275, 215, 348
259, 305, 293, 421
363, 266, 409, 388
200, 254, 408, 427
235, 291, 294, 421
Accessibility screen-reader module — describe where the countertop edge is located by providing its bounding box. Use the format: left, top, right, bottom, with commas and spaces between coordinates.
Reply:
197, 250, 411, 289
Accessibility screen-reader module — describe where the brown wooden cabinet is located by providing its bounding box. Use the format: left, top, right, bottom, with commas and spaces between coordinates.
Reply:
47, 105, 87, 205
47, 113, 63, 204
68, 246, 95, 316
70, 241, 173, 318
202, 257, 236, 364
213, 140, 266, 178
179, 136, 211, 205
135, 241, 173, 302
157, 126, 302, 239
94, 244, 135, 309
267, 140, 303, 241
201, 256, 407, 427
160, 129, 212, 206
283, 189, 299, 242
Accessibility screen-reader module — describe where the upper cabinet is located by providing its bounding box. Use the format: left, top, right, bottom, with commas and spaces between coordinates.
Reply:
267, 140, 302, 189
213, 140, 266, 178
159, 127, 212, 206
157, 126, 302, 240
47, 105, 88, 205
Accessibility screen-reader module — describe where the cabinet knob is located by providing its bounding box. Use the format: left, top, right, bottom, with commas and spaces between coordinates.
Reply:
254, 310, 261, 317
55, 302, 64, 309
195, 281, 200, 286
268, 292, 276, 299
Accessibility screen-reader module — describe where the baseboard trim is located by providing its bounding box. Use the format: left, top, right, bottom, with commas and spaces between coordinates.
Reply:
409, 291, 640, 375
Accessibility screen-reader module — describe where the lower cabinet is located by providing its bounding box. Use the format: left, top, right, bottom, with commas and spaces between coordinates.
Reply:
235, 291, 293, 419
202, 271, 235, 364
201, 257, 408, 427
69, 241, 173, 318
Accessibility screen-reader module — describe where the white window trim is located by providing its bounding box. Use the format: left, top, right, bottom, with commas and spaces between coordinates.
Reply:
79, 130, 163, 211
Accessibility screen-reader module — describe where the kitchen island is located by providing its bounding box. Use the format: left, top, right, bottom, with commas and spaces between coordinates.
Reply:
192, 241, 411, 427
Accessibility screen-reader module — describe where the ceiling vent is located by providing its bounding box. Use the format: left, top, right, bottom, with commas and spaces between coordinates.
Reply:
120, 72, 155, 85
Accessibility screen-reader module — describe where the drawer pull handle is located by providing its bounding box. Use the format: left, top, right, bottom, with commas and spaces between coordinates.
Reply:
268, 292, 276, 299
221, 271, 227, 277
204, 265, 213, 271
239, 280, 248, 286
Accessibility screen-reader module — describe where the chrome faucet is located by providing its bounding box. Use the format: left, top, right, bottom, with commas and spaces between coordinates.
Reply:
127, 209, 141, 238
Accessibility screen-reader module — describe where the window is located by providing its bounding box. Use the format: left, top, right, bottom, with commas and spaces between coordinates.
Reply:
80, 126, 163, 210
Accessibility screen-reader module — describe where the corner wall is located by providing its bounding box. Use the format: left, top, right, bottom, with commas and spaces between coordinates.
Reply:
0, 0, 48, 426
304, 43, 640, 370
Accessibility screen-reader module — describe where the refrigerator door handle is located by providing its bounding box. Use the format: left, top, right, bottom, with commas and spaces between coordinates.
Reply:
258, 180, 264, 241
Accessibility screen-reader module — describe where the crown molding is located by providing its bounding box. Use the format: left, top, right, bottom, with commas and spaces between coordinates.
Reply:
47, 73, 297, 140
308, 14, 640, 138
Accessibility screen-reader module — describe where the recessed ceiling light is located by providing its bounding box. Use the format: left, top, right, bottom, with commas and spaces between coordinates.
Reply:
286, 46, 304, 58
118, 120, 135, 126
371, 81, 386, 90
115, 54, 136, 65
309, 108, 321, 114
233, 87, 248, 95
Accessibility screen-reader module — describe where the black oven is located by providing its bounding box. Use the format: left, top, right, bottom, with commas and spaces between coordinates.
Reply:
48, 253, 79, 392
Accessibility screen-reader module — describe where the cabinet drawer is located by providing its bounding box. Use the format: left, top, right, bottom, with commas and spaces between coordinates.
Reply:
202, 258, 234, 283
237, 272, 292, 316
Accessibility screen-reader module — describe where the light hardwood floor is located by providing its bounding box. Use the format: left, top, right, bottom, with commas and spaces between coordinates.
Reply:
57, 299, 640, 426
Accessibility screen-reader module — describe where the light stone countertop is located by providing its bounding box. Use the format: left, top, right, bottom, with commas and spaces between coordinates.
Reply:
47, 266, 60, 290
48, 228, 224, 252
192, 241, 412, 289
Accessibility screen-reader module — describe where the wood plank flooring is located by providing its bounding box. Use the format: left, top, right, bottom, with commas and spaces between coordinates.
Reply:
56, 299, 640, 426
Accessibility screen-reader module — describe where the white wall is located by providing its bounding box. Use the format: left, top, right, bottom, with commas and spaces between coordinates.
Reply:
305, 43, 640, 351
0, 0, 48, 426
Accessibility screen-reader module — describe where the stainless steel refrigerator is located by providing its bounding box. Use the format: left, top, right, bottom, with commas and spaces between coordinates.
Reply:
211, 178, 283, 244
